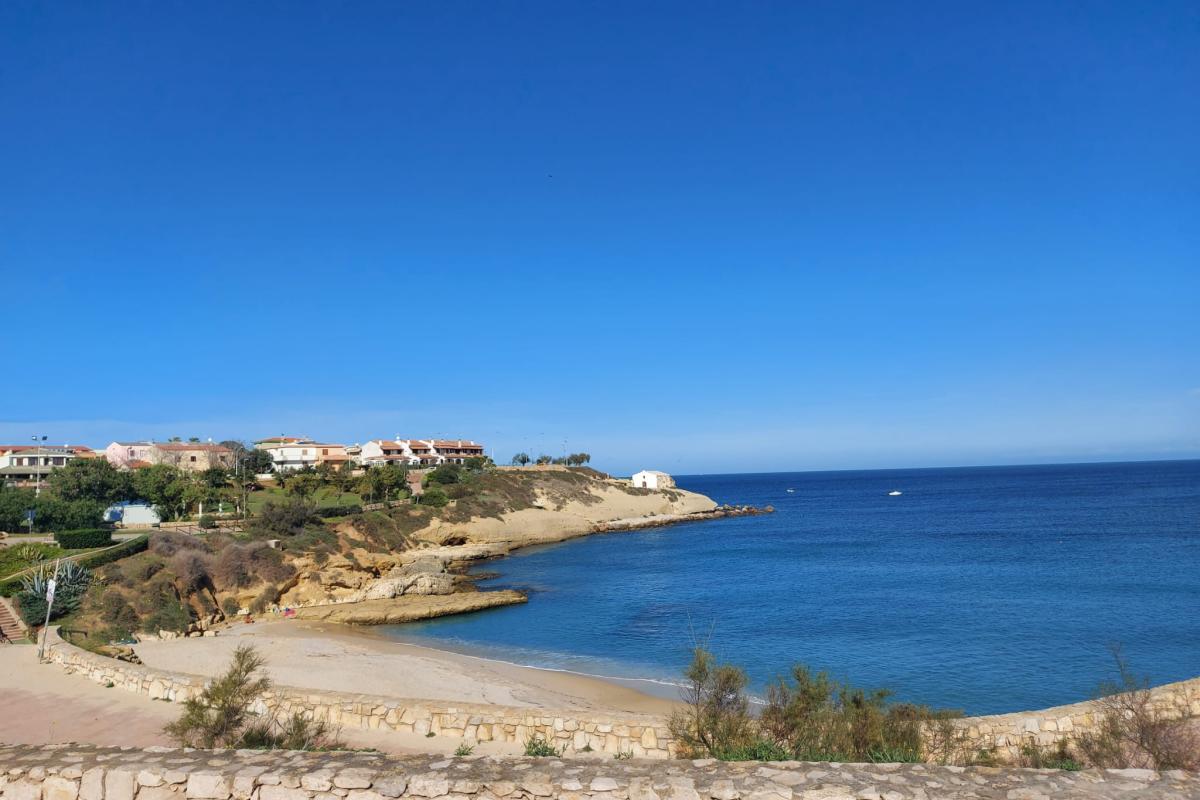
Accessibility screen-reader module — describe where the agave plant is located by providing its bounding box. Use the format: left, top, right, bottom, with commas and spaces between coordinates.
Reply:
15, 544, 46, 564
18, 561, 93, 622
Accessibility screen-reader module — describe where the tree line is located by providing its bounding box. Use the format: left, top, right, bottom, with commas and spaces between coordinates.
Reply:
509, 452, 591, 467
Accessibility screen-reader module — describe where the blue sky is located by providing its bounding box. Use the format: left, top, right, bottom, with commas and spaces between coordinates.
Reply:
2, 1, 1197, 475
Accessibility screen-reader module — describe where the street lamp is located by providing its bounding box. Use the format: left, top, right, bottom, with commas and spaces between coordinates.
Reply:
31, 435, 47, 497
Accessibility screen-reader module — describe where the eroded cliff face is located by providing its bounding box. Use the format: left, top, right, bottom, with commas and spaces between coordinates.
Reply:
274, 471, 719, 615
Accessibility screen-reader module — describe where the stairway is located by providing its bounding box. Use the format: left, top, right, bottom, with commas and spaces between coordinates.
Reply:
0, 597, 28, 642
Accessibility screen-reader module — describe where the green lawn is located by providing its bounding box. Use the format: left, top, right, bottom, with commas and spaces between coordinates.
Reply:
245, 486, 363, 514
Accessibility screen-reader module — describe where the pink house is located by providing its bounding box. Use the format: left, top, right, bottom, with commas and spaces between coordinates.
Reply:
104, 441, 156, 469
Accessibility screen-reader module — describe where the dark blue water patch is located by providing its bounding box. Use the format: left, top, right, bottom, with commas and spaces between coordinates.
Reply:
380, 460, 1200, 715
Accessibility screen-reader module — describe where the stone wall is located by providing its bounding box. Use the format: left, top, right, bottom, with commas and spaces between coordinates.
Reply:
42, 629, 1200, 765
945, 675, 1200, 762
42, 630, 674, 759
1, 744, 1195, 800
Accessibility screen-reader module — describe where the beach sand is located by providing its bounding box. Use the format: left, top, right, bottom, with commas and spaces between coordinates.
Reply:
132, 620, 679, 716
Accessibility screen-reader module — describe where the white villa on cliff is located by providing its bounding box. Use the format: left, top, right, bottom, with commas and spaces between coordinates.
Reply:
630, 470, 675, 490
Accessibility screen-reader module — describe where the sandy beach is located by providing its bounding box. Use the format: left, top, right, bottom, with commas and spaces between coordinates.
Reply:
0, 619, 676, 754
132, 619, 679, 716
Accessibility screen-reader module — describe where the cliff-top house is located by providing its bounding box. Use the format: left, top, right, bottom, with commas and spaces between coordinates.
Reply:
360, 438, 485, 467
631, 470, 675, 490
254, 436, 350, 473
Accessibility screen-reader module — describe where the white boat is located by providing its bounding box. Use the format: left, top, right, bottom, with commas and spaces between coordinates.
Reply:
786, 488, 796, 493
888, 490, 902, 496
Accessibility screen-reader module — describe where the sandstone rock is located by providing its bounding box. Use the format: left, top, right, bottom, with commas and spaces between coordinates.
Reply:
372, 775, 408, 798
408, 773, 451, 798
186, 772, 232, 799
259, 785, 312, 800
79, 768, 104, 800
105, 769, 136, 800
333, 770, 374, 790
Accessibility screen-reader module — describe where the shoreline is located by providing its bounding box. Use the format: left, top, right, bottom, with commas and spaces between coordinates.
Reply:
132, 618, 681, 718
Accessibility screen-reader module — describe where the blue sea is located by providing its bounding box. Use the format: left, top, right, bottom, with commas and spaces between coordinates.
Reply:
380, 460, 1200, 715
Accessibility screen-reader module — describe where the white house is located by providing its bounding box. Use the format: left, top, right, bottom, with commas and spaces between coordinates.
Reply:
0, 444, 93, 487
360, 438, 486, 468
631, 470, 675, 490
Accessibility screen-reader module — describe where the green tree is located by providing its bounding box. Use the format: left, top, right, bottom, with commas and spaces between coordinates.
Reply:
379, 463, 409, 500
357, 468, 385, 503
165, 645, 272, 748
46, 458, 135, 505
0, 485, 36, 532
535, 454, 552, 465
285, 471, 323, 501
199, 466, 230, 489
511, 453, 531, 466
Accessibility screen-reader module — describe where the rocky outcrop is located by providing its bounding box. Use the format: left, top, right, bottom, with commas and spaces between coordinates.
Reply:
3, 744, 1196, 800
289, 591, 528, 625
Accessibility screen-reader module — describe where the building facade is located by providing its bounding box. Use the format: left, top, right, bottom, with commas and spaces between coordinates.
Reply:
360, 438, 486, 467
630, 470, 675, 490
0, 444, 93, 487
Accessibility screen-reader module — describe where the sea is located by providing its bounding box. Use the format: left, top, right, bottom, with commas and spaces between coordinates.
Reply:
379, 460, 1200, 716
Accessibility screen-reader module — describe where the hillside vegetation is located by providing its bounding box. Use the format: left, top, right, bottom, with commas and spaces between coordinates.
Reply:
46, 465, 716, 643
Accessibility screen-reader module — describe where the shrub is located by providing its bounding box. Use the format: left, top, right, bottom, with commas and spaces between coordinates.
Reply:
1074, 648, 1200, 771
1019, 739, 1081, 771
668, 648, 754, 759
142, 597, 193, 633
150, 531, 208, 557
426, 465, 461, 485
454, 743, 474, 757
165, 645, 272, 748
671, 648, 962, 763
171, 551, 213, 594
53, 529, 115, 549
76, 534, 149, 569
99, 593, 140, 639
316, 503, 363, 518
523, 735, 562, 757
198, 515, 217, 530
213, 543, 294, 590
249, 584, 279, 614
253, 500, 319, 537
165, 644, 343, 751
420, 487, 449, 508
220, 597, 240, 618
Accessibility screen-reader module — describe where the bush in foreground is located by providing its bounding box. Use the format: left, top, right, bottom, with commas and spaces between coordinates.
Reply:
165, 644, 343, 751
669, 648, 965, 764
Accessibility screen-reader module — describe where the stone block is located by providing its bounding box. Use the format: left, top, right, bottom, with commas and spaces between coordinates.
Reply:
371, 776, 407, 798
259, 786, 311, 800
407, 774, 450, 798
300, 772, 334, 793
79, 768, 104, 800
138, 771, 165, 788
332, 771, 373, 790
186, 773, 232, 800
105, 769, 137, 800
44, 776, 79, 800
6, 780, 43, 800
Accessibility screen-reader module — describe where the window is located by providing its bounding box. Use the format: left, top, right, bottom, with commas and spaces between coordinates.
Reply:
190, 456, 197, 462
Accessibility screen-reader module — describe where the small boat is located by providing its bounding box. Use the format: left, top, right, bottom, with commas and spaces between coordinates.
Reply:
786, 488, 795, 493
888, 490, 902, 496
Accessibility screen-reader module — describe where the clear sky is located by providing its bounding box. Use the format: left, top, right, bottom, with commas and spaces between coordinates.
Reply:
2, 1, 1197, 475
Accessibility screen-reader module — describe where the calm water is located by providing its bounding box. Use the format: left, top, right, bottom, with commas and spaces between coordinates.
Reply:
381, 461, 1200, 715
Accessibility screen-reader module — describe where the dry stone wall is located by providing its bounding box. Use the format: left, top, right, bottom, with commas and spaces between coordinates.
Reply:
43, 631, 673, 759
42, 629, 1200, 765
1, 744, 1196, 800
946, 676, 1200, 762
